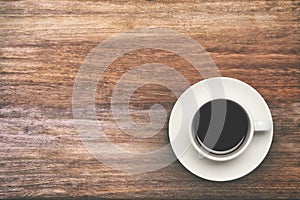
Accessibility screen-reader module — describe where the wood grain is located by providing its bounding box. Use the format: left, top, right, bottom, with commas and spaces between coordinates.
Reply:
0, 0, 299, 199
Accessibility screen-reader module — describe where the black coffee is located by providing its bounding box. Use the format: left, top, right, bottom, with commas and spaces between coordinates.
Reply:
194, 99, 249, 153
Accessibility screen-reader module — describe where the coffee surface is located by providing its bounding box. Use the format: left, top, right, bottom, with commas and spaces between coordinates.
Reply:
195, 99, 249, 153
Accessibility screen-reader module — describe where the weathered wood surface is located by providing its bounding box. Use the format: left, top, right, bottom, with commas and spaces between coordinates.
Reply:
0, 0, 299, 199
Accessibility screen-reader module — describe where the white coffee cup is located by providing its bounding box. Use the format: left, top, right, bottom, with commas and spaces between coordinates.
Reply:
188, 97, 271, 162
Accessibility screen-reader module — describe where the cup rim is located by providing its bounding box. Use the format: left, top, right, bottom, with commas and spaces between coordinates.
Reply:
188, 96, 254, 162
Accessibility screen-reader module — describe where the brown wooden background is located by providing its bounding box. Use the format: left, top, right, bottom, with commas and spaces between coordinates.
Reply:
0, 0, 299, 199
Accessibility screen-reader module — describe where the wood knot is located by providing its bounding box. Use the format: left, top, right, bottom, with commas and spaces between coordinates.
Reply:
23, 126, 29, 134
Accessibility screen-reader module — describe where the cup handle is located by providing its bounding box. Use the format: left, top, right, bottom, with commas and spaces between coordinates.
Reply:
254, 120, 272, 131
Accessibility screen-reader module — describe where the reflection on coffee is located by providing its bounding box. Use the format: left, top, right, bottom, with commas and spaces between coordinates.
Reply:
194, 99, 249, 154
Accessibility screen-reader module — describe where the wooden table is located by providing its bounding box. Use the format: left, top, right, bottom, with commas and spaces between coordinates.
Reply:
1, 0, 299, 199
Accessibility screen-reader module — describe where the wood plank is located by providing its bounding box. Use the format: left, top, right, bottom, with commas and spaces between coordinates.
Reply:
0, 0, 299, 199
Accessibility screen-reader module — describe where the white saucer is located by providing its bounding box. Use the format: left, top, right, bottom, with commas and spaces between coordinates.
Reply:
169, 77, 273, 181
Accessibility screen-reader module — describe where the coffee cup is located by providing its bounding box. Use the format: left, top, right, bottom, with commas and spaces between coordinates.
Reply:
189, 97, 271, 162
